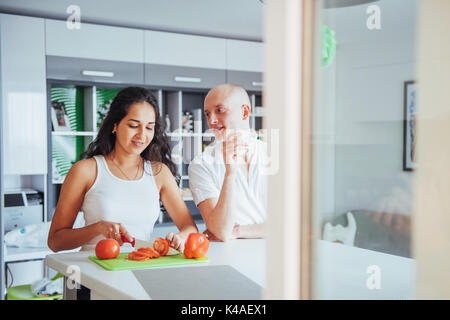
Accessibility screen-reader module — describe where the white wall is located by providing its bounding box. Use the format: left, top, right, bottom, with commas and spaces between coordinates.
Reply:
334, 38, 417, 215
316, 0, 418, 221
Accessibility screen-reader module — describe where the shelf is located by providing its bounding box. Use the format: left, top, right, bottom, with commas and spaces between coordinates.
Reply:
202, 133, 215, 138
4, 245, 79, 263
46, 85, 262, 232
166, 132, 215, 138
52, 131, 97, 136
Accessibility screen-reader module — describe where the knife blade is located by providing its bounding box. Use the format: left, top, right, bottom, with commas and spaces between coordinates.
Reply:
136, 238, 180, 255
134, 238, 154, 249
121, 233, 180, 255
119, 234, 152, 249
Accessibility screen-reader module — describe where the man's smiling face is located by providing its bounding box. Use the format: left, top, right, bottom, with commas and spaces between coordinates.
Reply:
204, 85, 251, 141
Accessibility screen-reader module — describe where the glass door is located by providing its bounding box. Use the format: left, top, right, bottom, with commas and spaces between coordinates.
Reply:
309, 0, 450, 299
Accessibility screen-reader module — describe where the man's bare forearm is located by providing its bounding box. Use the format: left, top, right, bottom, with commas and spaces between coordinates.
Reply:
234, 223, 265, 239
177, 224, 199, 239
206, 171, 237, 241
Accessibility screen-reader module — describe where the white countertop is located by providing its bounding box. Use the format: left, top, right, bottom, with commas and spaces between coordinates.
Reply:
45, 223, 266, 300
46, 239, 266, 300
44, 223, 416, 300
5, 246, 55, 262
314, 240, 416, 300
4, 244, 79, 262
3, 222, 200, 263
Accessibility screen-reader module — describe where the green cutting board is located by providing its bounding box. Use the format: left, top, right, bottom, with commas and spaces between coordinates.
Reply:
88, 253, 208, 271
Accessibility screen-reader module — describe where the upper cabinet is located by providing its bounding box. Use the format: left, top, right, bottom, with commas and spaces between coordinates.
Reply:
45, 20, 145, 84
0, 14, 47, 174
145, 31, 226, 68
226, 39, 264, 72
45, 19, 144, 63
144, 31, 226, 89
44, 20, 263, 90
226, 39, 264, 91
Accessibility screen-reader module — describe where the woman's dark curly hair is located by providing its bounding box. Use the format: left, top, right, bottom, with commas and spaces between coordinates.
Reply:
81, 87, 177, 176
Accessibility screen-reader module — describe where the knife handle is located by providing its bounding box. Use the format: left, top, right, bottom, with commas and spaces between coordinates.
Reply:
120, 233, 135, 247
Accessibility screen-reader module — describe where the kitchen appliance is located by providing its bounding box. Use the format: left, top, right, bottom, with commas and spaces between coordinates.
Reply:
3, 188, 43, 232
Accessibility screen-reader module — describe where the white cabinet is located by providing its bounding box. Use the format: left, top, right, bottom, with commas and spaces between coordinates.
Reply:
145, 31, 226, 69
226, 39, 264, 72
144, 31, 226, 89
45, 19, 144, 63
0, 14, 47, 174
226, 40, 264, 91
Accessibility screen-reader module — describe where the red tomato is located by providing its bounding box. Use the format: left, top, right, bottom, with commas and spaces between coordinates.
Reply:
153, 237, 170, 256
184, 233, 209, 259
95, 239, 120, 260
137, 247, 160, 259
127, 251, 150, 261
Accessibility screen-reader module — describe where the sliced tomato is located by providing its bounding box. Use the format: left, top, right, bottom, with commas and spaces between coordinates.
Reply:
148, 247, 160, 258
137, 247, 160, 259
153, 237, 170, 256
127, 251, 150, 261
150, 247, 161, 258
136, 248, 154, 258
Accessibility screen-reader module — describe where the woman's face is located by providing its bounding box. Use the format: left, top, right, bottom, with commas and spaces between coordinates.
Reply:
113, 101, 156, 155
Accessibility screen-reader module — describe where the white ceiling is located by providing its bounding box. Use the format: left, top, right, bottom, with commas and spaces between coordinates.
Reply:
0, 0, 265, 41
0, 0, 417, 44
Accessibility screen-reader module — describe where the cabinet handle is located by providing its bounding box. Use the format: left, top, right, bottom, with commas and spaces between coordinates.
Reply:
252, 81, 263, 87
81, 70, 114, 77
174, 76, 202, 83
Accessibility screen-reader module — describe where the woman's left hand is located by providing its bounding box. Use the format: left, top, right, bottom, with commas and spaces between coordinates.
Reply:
165, 232, 185, 251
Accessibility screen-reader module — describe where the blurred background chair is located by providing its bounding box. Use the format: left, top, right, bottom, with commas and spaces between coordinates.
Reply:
323, 210, 412, 258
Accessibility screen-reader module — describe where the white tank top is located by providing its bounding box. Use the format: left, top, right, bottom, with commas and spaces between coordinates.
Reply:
81, 155, 160, 250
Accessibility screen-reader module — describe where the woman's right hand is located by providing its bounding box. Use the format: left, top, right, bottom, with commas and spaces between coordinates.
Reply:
94, 220, 132, 246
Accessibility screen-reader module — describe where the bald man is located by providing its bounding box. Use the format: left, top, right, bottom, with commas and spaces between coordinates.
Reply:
188, 84, 268, 241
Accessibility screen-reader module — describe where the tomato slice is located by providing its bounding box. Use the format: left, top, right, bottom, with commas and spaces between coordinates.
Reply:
127, 251, 150, 261
153, 238, 170, 256
136, 248, 154, 258
137, 247, 160, 259
148, 247, 160, 258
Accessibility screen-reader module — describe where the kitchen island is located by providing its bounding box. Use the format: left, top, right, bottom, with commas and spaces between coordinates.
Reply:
46, 222, 416, 300
45, 225, 266, 300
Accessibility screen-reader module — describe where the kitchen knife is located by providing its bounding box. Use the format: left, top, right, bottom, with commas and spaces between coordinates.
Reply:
120, 234, 150, 249
134, 238, 154, 250
136, 238, 181, 255
120, 233, 136, 247
121, 234, 179, 255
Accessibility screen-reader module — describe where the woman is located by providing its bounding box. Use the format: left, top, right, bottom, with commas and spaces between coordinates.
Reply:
48, 87, 198, 252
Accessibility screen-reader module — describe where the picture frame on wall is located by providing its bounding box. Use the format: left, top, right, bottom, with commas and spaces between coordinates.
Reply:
51, 101, 71, 131
403, 80, 417, 171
